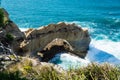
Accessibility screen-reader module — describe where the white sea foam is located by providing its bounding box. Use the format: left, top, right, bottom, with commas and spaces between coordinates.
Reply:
86, 39, 120, 63
50, 53, 90, 70
50, 39, 120, 69
20, 28, 29, 32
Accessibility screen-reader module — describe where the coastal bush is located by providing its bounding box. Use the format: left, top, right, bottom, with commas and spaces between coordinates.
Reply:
68, 63, 120, 80
1, 58, 120, 80
5, 33, 14, 42
0, 8, 4, 27
0, 71, 27, 80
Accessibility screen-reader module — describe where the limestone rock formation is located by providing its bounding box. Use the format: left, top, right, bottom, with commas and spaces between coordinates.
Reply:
44, 38, 73, 52
0, 8, 91, 73
0, 8, 91, 62
40, 38, 74, 61
20, 22, 91, 58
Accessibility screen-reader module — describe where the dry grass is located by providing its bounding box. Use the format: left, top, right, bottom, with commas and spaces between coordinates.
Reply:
1, 57, 120, 80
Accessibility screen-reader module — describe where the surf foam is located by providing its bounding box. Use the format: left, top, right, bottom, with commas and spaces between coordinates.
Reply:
50, 39, 120, 69
50, 53, 89, 70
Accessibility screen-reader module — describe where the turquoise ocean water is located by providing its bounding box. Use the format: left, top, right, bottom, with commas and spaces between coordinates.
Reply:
2, 0, 120, 69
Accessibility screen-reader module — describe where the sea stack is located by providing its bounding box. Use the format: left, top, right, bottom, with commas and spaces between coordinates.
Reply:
20, 22, 91, 60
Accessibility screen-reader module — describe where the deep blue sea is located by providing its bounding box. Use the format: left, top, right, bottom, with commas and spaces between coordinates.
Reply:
2, 0, 120, 69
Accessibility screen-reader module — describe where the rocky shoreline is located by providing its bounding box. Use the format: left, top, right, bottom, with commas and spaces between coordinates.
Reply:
0, 8, 91, 70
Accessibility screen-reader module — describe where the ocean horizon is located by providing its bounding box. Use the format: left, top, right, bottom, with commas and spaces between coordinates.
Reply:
1, 0, 120, 69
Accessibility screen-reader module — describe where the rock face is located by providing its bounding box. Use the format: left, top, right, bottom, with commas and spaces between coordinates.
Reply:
40, 38, 74, 61
0, 42, 18, 71
2, 8, 25, 40
44, 38, 73, 52
0, 8, 24, 70
0, 8, 25, 52
0, 8, 91, 62
0, 8, 91, 73
20, 22, 91, 58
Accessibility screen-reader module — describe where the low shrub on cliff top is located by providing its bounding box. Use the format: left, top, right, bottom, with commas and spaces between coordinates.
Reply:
0, 71, 27, 80
68, 63, 120, 80
1, 58, 120, 80
0, 8, 4, 27
5, 33, 14, 42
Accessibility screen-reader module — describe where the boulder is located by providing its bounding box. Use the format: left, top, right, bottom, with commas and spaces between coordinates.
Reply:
20, 22, 91, 58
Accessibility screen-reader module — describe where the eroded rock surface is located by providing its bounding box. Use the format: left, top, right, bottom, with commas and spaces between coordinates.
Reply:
0, 8, 91, 73
0, 8, 24, 70
0, 8, 25, 53
20, 22, 91, 58
0, 8, 91, 62
0, 42, 18, 71
40, 38, 73, 61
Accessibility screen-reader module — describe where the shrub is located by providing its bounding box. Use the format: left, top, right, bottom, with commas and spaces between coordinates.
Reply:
5, 33, 14, 42
0, 71, 27, 80
0, 8, 4, 27
68, 63, 120, 80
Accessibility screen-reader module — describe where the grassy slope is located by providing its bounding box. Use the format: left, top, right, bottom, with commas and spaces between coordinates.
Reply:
0, 58, 120, 80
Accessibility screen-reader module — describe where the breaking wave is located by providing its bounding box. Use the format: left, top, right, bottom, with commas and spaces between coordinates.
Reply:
50, 39, 120, 69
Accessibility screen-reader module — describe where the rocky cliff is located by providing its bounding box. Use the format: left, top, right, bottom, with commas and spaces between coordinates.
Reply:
0, 8, 91, 63
0, 8, 25, 70
0, 8, 25, 52
20, 22, 91, 59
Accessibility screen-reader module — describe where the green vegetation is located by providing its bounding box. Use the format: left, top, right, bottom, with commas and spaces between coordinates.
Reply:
5, 33, 14, 42
1, 58, 120, 80
68, 63, 120, 80
0, 71, 27, 80
0, 8, 4, 27
0, 8, 10, 28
